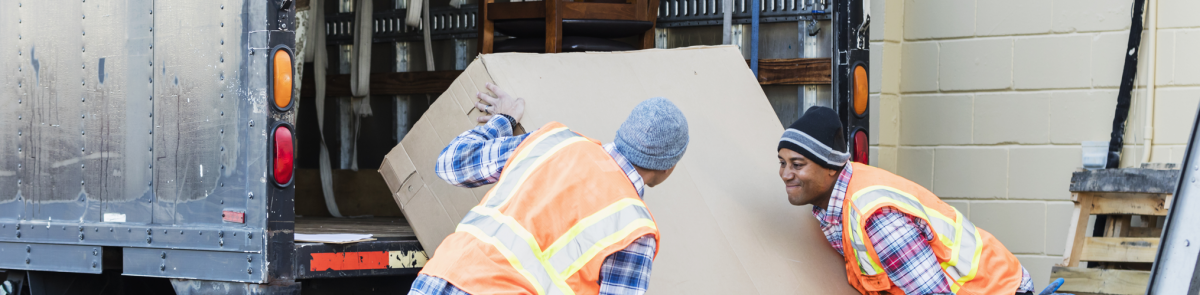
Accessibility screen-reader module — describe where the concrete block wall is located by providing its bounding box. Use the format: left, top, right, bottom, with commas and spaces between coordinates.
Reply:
868, 0, 1200, 289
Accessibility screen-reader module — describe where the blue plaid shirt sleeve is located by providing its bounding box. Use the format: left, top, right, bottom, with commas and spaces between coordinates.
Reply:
435, 115, 533, 188
599, 235, 657, 295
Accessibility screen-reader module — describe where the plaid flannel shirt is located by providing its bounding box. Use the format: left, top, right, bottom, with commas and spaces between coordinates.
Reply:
813, 164, 1035, 295
410, 116, 655, 295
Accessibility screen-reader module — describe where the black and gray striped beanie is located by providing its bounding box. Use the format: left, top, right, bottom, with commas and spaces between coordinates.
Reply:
778, 107, 848, 170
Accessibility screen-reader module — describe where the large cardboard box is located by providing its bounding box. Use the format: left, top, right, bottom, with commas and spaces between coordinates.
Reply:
379, 46, 856, 294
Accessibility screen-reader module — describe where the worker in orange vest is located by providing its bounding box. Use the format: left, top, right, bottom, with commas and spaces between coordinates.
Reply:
409, 83, 689, 295
777, 107, 1037, 295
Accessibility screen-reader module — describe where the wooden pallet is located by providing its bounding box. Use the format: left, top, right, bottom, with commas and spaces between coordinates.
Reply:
1052, 167, 1179, 295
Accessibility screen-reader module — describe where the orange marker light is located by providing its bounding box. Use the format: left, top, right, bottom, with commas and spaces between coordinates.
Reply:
273, 50, 293, 109
853, 65, 868, 116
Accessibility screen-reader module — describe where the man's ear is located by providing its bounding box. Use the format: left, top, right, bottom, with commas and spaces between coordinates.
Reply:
828, 166, 840, 176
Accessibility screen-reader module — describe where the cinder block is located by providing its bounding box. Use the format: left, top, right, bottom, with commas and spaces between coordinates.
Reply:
1049, 90, 1118, 144
869, 146, 879, 167
870, 42, 883, 94
876, 146, 898, 173
1015, 255, 1063, 291
870, 0, 886, 42
1169, 145, 1187, 164
1092, 32, 1135, 88
933, 147, 1008, 199
943, 200, 970, 218
970, 201, 1046, 254
1014, 35, 1092, 90
900, 41, 939, 93
900, 94, 973, 145
976, 0, 1052, 36
870, 93, 880, 145
1009, 146, 1081, 201
1123, 88, 1148, 145
904, 0, 974, 40
1172, 30, 1200, 86
1154, 87, 1200, 144
939, 38, 1013, 91
1151, 144, 1172, 163
1159, 0, 1200, 29
881, 42, 902, 95
897, 147, 935, 189
1154, 31, 1176, 86
1119, 145, 1144, 168
1052, 0, 1133, 33
1045, 202, 1074, 256
974, 92, 1050, 144
878, 94, 900, 145
884, 0, 905, 42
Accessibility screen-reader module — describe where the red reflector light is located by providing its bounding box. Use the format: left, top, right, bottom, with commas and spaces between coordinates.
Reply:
853, 130, 868, 164
274, 125, 294, 185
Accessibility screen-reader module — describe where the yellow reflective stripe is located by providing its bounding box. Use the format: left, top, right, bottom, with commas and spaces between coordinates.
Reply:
456, 224, 549, 295
508, 127, 571, 168
543, 199, 645, 255
482, 127, 571, 203
490, 136, 590, 209
460, 201, 656, 294
849, 185, 984, 285
846, 208, 884, 275
463, 207, 577, 295
939, 209, 965, 273
561, 219, 657, 278
959, 223, 985, 286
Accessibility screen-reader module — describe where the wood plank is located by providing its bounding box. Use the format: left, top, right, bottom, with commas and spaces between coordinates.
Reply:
1090, 192, 1171, 216
1105, 215, 1132, 237
486, 3, 640, 21
1051, 266, 1150, 295
1080, 237, 1160, 263
486, 2, 545, 20
1070, 168, 1179, 193
480, 0, 494, 54
748, 58, 833, 85
299, 71, 463, 97
295, 217, 416, 239
546, 0, 563, 53
638, 0, 659, 49
562, 2, 640, 20
1065, 192, 1095, 267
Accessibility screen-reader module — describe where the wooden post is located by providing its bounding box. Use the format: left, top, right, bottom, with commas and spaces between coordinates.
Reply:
545, 0, 563, 53
637, 0, 659, 49
479, 0, 494, 54
1064, 192, 1094, 267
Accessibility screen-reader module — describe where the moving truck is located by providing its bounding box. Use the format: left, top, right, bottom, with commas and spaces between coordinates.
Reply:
0, 0, 868, 294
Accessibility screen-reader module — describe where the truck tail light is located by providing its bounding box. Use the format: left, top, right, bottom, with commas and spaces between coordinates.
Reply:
853, 65, 868, 116
852, 130, 868, 164
273, 125, 294, 185
273, 49, 293, 109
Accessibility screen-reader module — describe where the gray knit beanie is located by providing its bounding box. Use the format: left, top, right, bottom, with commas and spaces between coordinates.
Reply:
614, 97, 690, 171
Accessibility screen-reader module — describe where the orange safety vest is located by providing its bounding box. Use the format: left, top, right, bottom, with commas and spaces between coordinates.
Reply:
839, 163, 1024, 295
420, 122, 660, 295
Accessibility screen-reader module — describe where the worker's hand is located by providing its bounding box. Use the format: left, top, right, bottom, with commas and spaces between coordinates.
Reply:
476, 83, 525, 125
1038, 278, 1070, 295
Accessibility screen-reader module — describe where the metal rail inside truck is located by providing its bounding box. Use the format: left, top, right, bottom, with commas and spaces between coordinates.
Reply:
0, 0, 869, 294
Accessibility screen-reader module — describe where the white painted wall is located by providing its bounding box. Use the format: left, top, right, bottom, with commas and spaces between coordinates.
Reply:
869, 0, 1200, 288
